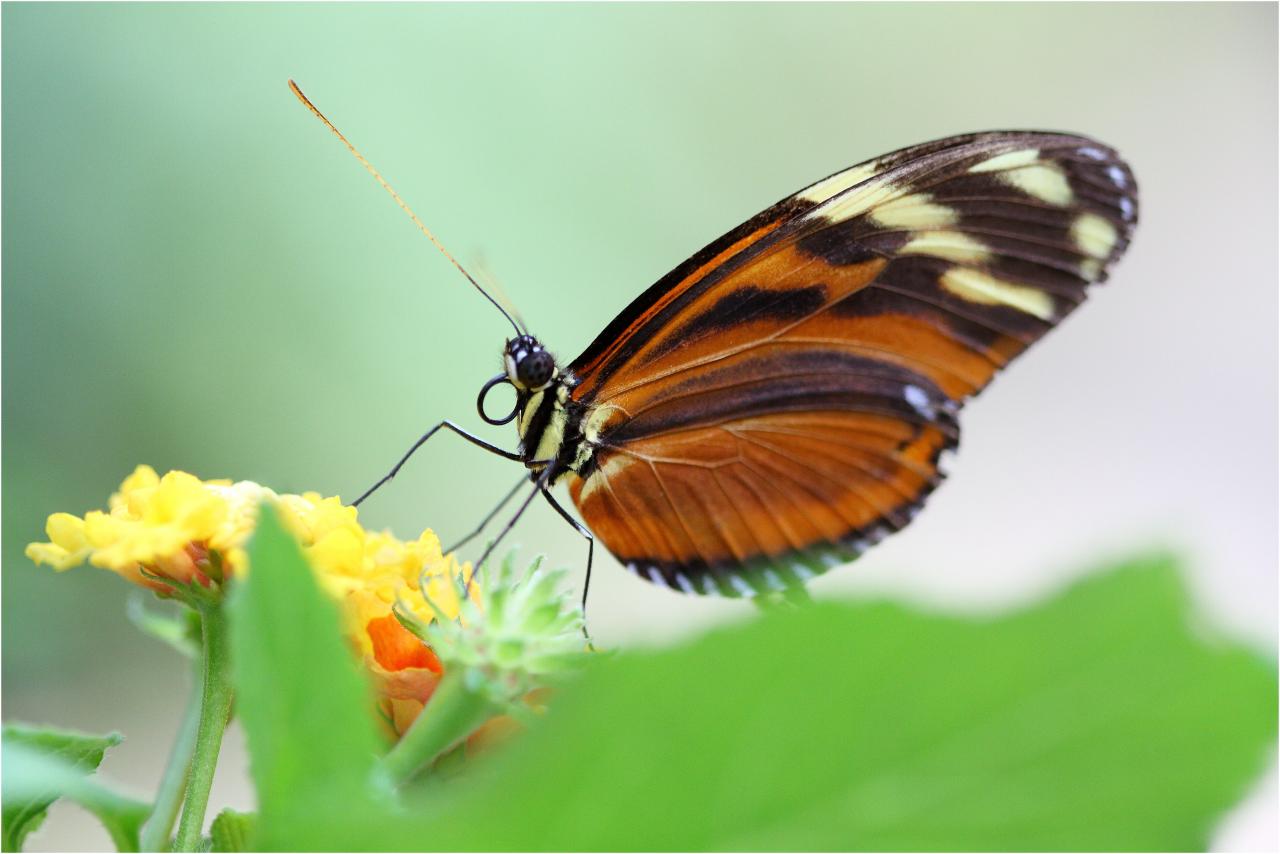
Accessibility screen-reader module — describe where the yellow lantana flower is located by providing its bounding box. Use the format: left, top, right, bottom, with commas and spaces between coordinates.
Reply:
26, 465, 475, 737
314, 526, 476, 737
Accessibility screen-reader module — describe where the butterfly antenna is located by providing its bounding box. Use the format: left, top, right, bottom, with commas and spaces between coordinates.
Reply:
472, 251, 529, 334
289, 79, 521, 336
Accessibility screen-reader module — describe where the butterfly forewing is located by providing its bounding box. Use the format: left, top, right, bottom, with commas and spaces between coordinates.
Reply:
565, 131, 1137, 596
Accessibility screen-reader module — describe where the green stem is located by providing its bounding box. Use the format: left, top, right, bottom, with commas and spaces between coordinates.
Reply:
379, 671, 497, 786
140, 649, 204, 851
173, 606, 234, 852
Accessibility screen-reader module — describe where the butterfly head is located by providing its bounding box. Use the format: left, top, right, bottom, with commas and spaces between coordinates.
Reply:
504, 334, 557, 392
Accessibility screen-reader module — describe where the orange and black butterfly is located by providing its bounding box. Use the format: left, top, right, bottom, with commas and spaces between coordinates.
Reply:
292, 83, 1137, 604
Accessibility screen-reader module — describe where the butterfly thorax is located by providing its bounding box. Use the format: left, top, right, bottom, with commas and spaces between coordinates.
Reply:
513, 376, 583, 475
503, 335, 597, 482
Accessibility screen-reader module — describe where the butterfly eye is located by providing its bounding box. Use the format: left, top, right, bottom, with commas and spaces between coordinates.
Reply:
517, 350, 555, 390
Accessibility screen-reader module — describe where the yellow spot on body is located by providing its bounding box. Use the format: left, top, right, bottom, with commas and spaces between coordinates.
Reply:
797, 162, 879, 204
1071, 213, 1118, 259
517, 390, 544, 440
870, 193, 958, 230
533, 405, 568, 463
969, 148, 1040, 173
999, 164, 1074, 206
941, 268, 1055, 320
901, 231, 991, 263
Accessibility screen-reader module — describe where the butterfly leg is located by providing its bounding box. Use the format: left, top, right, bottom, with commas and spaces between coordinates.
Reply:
351, 420, 521, 507
445, 474, 528, 554
467, 467, 553, 592
540, 489, 594, 640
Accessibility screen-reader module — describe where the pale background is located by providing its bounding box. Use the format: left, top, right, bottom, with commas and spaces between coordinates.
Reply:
3, 3, 1275, 850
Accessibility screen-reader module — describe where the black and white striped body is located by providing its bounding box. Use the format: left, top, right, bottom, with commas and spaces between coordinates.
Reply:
513, 372, 596, 482
499, 335, 598, 484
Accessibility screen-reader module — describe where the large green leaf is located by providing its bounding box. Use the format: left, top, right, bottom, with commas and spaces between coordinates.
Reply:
227, 504, 383, 846
279, 555, 1275, 851
2, 728, 148, 852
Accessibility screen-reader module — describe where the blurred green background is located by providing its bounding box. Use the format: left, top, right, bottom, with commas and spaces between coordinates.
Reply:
4, 3, 1275, 850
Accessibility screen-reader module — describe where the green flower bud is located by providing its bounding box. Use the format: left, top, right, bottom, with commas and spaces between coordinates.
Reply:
396, 552, 589, 708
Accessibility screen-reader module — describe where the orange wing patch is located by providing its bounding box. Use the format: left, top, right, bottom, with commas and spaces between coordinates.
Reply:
571, 217, 792, 384
567, 408, 952, 595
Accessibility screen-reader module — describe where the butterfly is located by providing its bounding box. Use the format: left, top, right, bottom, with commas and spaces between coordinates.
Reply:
291, 82, 1138, 604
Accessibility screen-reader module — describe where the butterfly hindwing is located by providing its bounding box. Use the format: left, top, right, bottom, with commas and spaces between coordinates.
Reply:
569, 380, 957, 596
565, 131, 1137, 595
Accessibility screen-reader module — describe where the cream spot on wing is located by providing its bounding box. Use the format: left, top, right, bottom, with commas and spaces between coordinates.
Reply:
582, 404, 624, 444
870, 192, 958, 230
941, 268, 1055, 320
797, 161, 879, 204
901, 230, 991, 263
903, 384, 936, 420
808, 179, 905, 223
999, 164, 1074, 206
1071, 212, 1118, 259
1079, 258, 1103, 281
968, 148, 1040, 173
575, 455, 632, 502
819, 551, 846, 568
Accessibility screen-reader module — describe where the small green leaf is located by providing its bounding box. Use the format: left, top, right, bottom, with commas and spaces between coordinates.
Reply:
265, 555, 1277, 851
126, 595, 201, 658
3, 725, 121, 851
227, 503, 383, 847
2, 732, 148, 852
209, 809, 255, 852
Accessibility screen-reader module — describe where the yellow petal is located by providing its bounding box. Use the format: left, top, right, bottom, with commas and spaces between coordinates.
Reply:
83, 510, 123, 548
46, 512, 87, 551
25, 541, 85, 571
120, 465, 160, 495
307, 526, 364, 576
